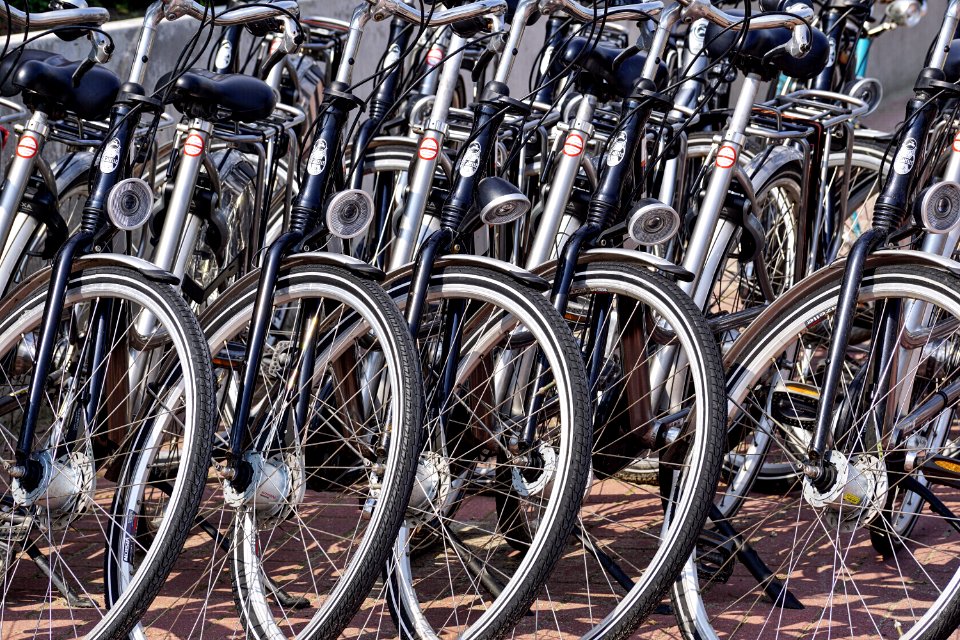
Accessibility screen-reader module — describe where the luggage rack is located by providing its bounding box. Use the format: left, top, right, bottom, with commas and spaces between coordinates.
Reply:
209, 101, 305, 146
44, 110, 177, 148
747, 89, 870, 139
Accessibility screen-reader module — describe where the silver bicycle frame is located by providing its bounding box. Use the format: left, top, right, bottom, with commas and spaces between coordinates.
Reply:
388, 31, 467, 272
0, 112, 51, 292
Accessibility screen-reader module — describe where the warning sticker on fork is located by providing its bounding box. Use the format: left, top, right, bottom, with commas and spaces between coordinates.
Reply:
715, 145, 737, 169
563, 133, 584, 157
953, 132, 960, 153
15, 135, 37, 159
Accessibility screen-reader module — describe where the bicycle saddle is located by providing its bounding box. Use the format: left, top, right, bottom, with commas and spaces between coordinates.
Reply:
559, 37, 668, 99
161, 69, 277, 123
705, 14, 830, 80
2, 49, 120, 120
943, 39, 960, 82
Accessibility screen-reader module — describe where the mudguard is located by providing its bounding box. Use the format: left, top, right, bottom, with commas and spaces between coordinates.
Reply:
532, 247, 695, 282
384, 254, 550, 291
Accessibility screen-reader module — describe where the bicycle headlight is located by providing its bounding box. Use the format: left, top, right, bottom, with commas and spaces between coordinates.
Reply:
627, 198, 681, 246
478, 176, 530, 225
916, 181, 960, 234
326, 189, 374, 239
107, 178, 153, 231
885, 0, 926, 28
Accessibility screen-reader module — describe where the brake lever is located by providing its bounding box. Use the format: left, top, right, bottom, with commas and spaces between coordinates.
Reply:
71, 30, 112, 87
259, 15, 303, 79
758, 19, 810, 66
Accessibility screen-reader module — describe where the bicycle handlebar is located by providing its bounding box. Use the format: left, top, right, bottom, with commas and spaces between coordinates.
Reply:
363, 0, 507, 26
678, 0, 814, 31
540, 0, 664, 22
0, 4, 110, 29
163, 0, 300, 26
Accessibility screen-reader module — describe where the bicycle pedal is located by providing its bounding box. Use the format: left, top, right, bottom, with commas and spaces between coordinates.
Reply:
770, 381, 820, 430
695, 528, 736, 584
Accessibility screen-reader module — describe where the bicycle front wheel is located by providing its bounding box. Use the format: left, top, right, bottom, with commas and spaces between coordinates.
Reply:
135, 263, 424, 640
380, 264, 593, 640
675, 263, 960, 640
0, 264, 215, 639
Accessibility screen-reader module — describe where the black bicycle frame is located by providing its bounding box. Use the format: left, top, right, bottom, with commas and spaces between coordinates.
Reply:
14, 88, 148, 490
810, 0, 873, 93
223, 83, 358, 488
807, 65, 947, 479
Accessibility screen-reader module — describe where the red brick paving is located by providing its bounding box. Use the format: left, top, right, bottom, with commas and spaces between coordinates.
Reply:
4, 479, 960, 639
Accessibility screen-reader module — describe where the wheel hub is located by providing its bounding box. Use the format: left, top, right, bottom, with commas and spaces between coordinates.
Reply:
405, 451, 453, 523
511, 443, 557, 498
802, 450, 888, 530
11, 448, 95, 529
223, 452, 304, 525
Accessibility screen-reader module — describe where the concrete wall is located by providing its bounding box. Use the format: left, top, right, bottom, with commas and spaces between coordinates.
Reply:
866, 0, 947, 98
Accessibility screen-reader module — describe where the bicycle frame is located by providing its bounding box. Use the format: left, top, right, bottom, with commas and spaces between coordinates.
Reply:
805, 0, 960, 480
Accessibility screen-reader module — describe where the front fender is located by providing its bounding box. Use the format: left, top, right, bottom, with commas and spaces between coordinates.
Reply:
724, 249, 960, 368
284, 251, 384, 280
384, 254, 550, 291
532, 248, 694, 282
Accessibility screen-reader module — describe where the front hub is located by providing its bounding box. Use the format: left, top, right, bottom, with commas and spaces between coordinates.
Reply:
802, 450, 888, 530
223, 452, 304, 525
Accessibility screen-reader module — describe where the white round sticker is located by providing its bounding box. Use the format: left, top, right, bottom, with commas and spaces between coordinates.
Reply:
606, 131, 628, 167
458, 141, 482, 177
215, 40, 233, 70
894, 137, 917, 175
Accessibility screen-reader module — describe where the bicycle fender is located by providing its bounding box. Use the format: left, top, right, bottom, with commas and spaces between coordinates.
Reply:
532, 248, 695, 282
384, 254, 550, 291
725, 249, 960, 368
283, 251, 385, 280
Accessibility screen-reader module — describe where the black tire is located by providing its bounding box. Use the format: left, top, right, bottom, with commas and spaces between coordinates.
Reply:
532, 262, 726, 640
380, 264, 592, 640
674, 264, 960, 640
0, 265, 215, 639
145, 263, 425, 640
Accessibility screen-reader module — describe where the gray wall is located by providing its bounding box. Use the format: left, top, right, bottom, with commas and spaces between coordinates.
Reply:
866, 0, 946, 98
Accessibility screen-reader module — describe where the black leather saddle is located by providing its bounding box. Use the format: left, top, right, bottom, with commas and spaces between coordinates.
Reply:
1, 49, 120, 120
559, 36, 669, 99
161, 69, 277, 122
706, 15, 830, 80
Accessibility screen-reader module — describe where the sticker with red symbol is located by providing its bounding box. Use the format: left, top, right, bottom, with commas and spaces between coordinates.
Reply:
953, 131, 960, 153
16, 135, 38, 159
419, 137, 439, 161
563, 133, 584, 157
715, 145, 737, 169
184, 133, 204, 157
426, 47, 444, 67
